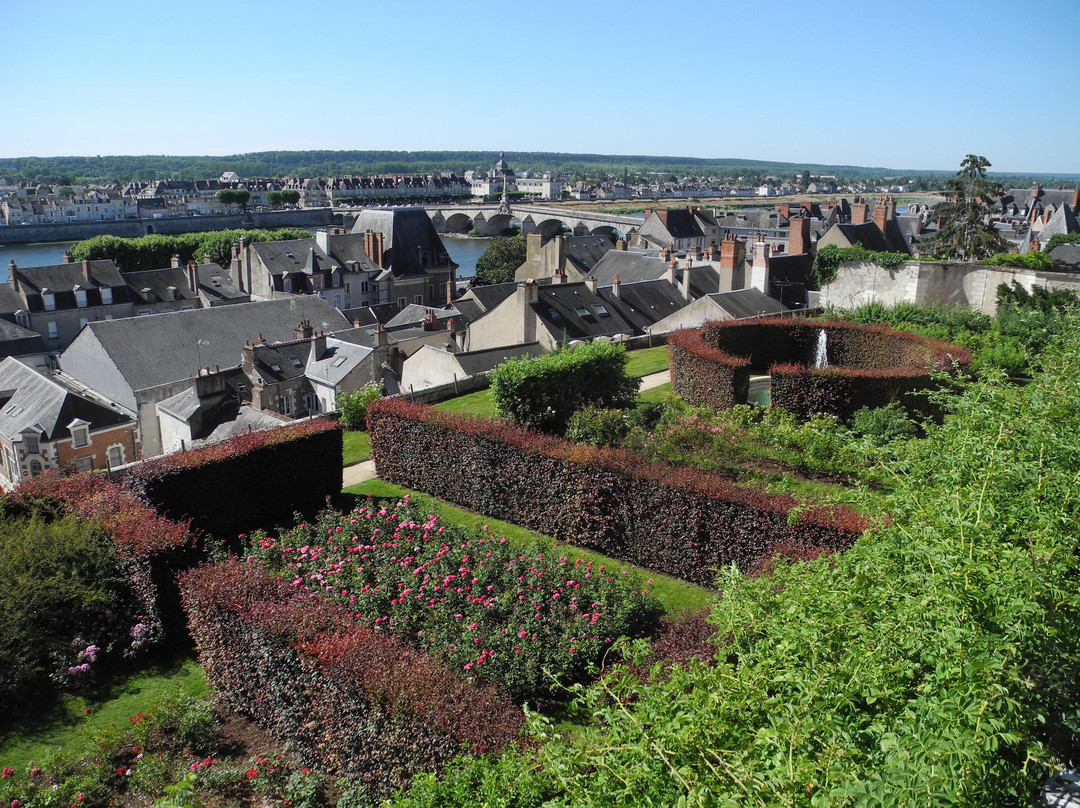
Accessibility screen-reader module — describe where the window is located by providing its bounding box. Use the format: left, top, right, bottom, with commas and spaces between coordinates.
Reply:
305, 393, 319, 413
74, 287, 88, 307
5, 449, 17, 480
24, 435, 38, 454
74, 456, 93, 473
47, 321, 59, 340
594, 304, 610, 317
28, 459, 42, 477
72, 427, 89, 448
279, 396, 292, 415
414, 295, 423, 305
291, 357, 303, 368
108, 445, 124, 468
574, 306, 591, 317
397, 297, 406, 308
42, 290, 55, 311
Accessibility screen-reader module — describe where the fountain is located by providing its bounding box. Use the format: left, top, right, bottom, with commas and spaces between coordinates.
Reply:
814, 329, 829, 368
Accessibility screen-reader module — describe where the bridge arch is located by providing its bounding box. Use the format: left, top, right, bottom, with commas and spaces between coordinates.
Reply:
590, 225, 621, 242
535, 218, 569, 238
441, 212, 473, 234
476, 212, 515, 236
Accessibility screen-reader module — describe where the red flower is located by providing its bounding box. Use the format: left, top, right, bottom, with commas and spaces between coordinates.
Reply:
246, 768, 258, 779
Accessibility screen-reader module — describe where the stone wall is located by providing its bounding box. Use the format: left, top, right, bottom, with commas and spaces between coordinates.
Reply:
0, 209, 337, 245
820, 260, 1080, 315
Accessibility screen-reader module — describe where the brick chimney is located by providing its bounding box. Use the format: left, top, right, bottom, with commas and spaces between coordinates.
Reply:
81, 260, 92, 283
552, 269, 567, 284
422, 310, 439, 331
294, 320, 314, 341
873, 197, 893, 235
851, 202, 870, 225
1073, 186, 1080, 210
612, 275, 621, 299
62, 250, 74, 264
446, 279, 454, 305
719, 233, 744, 270
788, 216, 811, 255
1031, 237, 1041, 253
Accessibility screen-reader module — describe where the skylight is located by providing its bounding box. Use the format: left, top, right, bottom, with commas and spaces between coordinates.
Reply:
574, 306, 591, 317
291, 358, 303, 368
331, 356, 347, 367
270, 364, 282, 372
594, 304, 610, 316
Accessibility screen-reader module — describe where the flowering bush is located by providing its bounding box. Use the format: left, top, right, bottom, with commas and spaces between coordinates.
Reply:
247, 497, 660, 700
181, 559, 524, 800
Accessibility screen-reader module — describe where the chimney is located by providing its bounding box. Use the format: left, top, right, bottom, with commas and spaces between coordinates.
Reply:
1031, 237, 1041, 253
681, 265, 694, 301
62, 250, 74, 264
315, 229, 331, 253
241, 341, 255, 376
295, 319, 314, 341
720, 233, 744, 270
750, 235, 770, 294
170, 253, 181, 269
553, 269, 567, 284
308, 332, 327, 363
376, 323, 389, 347
665, 261, 677, 288
643, 207, 653, 221
202, 252, 213, 266
584, 276, 598, 293
374, 232, 384, 266
422, 310, 439, 331
187, 260, 198, 293
615, 236, 626, 250
851, 202, 870, 225
873, 198, 890, 235
81, 260, 92, 283
446, 279, 454, 305
1073, 186, 1080, 210
526, 231, 543, 261
612, 275, 621, 298
8, 261, 18, 292
788, 216, 811, 255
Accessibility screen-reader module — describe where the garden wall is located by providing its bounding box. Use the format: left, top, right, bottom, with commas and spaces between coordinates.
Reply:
368, 399, 868, 587
670, 318, 970, 420
180, 560, 523, 802
123, 419, 343, 545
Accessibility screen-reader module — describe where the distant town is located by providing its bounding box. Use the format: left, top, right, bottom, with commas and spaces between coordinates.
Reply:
0, 152, 1075, 488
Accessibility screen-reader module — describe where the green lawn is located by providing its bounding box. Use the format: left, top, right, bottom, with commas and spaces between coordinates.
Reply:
625, 345, 670, 378
432, 387, 498, 418
342, 431, 371, 465
0, 656, 207, 770
637, 382, 673, 403
343, 480, 714, 615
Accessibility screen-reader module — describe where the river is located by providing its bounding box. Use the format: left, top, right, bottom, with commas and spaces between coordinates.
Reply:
0, 233, 493, 283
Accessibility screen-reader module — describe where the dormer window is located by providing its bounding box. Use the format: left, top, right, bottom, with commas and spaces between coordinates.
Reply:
74, 286, 88, 308
24, 435, 39, 454
72, 427, 89, 448
100, 286, 113, 305
42, 289, 55, 311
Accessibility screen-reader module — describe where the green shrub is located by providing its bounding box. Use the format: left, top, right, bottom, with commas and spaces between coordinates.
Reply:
0, 516, 138, 721
565, 406, 629, 447
982, 251, 1054, 270
851, 402, 918, 445
336, 383, 383, 431
490, 342, 638, 434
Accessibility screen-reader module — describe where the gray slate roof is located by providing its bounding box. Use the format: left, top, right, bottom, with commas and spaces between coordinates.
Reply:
706, 289, 788, 320
452, 343, 545, 376
589, 252, 669, 285
122, 267, 201, 304
533, 282, 637, 340
306, 338, 374, 387
597, 279, 689, 332
350, 208, 456, 276
61, 297, 351, 394
0, 357, 130, 441
12, 259, 130, 311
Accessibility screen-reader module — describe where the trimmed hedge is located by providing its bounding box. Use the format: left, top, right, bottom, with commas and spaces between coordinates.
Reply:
123, 419, 343, 545
670, 318, 970, 420
180, 560, 523, 801
368, 398, 868, 587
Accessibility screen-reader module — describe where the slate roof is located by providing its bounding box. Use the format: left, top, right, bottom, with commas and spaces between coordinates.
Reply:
306, 338, 374, 387
341, 303, 401, 326
589, 252, 669, 285
563, 236, 613, 274
830, 221, 912, 255
0, 357, 130, 441
453, 343, 545, 376
1038, 203, 1080, 241
655, 209, 706, 240
350, 208, 456, 276
122, 267, 201, 304
251, 239, 335, 278
460, 281, 520, 313
0, 319, 47, 358
533, 283, 637, 340
195, 263, 249, 305
706, 289, 788, 320
384, 304, 460, 330
596, 279, 689, 332
61, 297, 351, 394
1050, 244, 1080, 271
12, 260, 129, 311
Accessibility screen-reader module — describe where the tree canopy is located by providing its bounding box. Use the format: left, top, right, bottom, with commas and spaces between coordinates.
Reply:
925, 154, 1008, 261
473, 235, 526, 286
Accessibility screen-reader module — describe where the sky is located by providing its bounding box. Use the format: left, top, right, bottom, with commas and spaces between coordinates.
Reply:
3, 0, 1079, 175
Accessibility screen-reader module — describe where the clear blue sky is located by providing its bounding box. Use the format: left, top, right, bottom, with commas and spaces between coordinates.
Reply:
3, 0, 1079, 174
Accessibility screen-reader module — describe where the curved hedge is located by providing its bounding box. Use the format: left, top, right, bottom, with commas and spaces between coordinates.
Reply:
670, 318, 970, 420
368, 398, 868, 587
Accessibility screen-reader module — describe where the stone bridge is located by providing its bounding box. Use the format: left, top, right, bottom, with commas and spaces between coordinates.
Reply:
422, 203, 644, 239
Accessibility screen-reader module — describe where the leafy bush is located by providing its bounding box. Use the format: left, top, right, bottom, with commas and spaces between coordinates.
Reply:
1046, 232, 1080, 251
813, 243, 909, 286
246, 498, 659, 701
982, 251, 1054, 270
336, 383, 382, 431
0, 516, 138, 720
565, 406, 629, 447
473, 236, 526, 286
851, 402, 917, 445
490, 341, 638, 434
70, 228, 314, 272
